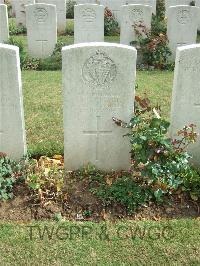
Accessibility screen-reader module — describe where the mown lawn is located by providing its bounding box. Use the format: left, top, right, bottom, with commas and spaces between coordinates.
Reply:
0, 219, 199, 265
22, 70, 173, 156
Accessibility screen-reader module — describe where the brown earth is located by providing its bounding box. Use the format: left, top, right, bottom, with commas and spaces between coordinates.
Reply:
0, 178, 199, 222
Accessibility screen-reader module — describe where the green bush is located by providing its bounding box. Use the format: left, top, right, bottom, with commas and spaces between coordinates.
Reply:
90, 174, 150, 213
132, 18, 172, 69
7, 37, 65, 71
37, 41, 67, 71
7, 37, 39, 70
113, 95, 199, 202
9, 19, 27, 36
104, 7, 119, 36
66, 0, 76, 19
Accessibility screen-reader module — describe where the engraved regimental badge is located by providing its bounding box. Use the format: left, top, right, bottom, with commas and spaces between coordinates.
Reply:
82, 50, 117, 87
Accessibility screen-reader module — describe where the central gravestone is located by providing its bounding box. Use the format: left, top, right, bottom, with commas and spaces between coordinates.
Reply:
26, 3, 57, 59
0, 44, 26, 159
62, 43, 137, 171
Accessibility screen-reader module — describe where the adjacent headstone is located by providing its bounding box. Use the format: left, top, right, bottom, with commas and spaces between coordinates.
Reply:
125, 0, 156, 14
0, 1, 4, 4
26, 3, 57, 59
62, 43, 137, 171
15, 0, 35, 26
36, 0, 66, 33
165, 0, 193, 15
100, 0, 124, 23
120, 4, 152, 45
195, 0, 200, 30
0, 5, 9, 43
167, 5, 198, 58
76, 0, 99, 3
170, 44, 200, 167
74, 4, 104, 44
100, 0, 155, 23
10, 0, 16, 17
0, 44, 26, 160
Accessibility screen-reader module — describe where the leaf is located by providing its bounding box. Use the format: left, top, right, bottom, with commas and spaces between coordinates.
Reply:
53, 155, 63, 160
190, 193, 198, 201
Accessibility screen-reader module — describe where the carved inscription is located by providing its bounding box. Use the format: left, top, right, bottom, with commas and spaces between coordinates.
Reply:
34, 7, 48, 23
179, 57, 200, 72
82, 8, 96, 23
82, 50, 117, 87
177, 10, 190, 24
77, 95, 122, 111
129, 8, 144, 22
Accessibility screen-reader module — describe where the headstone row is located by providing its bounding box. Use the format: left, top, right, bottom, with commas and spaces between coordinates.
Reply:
1, 42, 200, 168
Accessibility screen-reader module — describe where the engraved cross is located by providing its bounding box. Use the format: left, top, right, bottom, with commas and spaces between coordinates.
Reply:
36, 40, 48, 57
83, 116, 112, 161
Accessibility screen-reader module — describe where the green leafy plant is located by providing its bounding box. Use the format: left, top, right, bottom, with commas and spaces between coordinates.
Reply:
9, 19, 27, 35
132, 22, 172, 69
182, 168, 200, 201
83, 210, 93, 218
113, 95, 199, 203
37, 41, 67, 71
104, 7, 119, 36
7, 37, 39, 70
0, 153, 25, 200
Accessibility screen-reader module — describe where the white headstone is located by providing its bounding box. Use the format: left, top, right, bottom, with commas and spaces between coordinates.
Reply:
62, 43, 137, 171
0, 44, 26, 160
26, 3, 57, 59
167, 5, 198, 59
120, 4, 152, 45
100, 0, 123, 23
15, 0, 35, 26
195, 0, 200, 30
125, 0, 156, 14
170, 44, 200, 167
165, 0, 192, 8
0, 5, 9, 43
36, 0, 66, 33
0, 1, 4, 4
165, 0, 193, 15
76, 0, 99, 3
10, 0, 16, 17
74, 4, 104, 44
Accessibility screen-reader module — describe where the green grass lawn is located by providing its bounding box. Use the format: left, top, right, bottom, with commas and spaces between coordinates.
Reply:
23, 70, 173, 157
0, 219, 199, 265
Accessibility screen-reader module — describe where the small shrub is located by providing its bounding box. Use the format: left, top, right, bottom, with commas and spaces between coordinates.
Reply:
7, 37, 38, 70
113, 95, 199, 204
9, 19, 26, 35
133, 21, 172, 70
0, 154, 25, 200
37, 41, 67, 71
104, 7, 119, 36
26, 156, 66, 206
182, 168, 200, 201
90, 174, 150, 213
